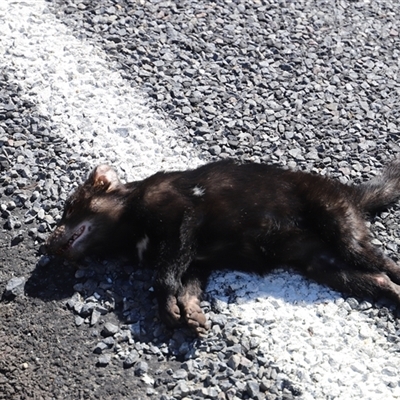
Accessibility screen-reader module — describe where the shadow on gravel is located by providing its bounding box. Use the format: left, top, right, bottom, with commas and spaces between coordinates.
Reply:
24, 255, 185, 348
24, 257, 76, 301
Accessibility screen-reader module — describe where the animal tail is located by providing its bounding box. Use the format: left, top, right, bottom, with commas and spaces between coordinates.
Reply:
356, 159, 400, 213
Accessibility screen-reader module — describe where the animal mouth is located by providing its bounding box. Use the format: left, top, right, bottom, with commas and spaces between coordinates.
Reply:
63, 225, 86, 251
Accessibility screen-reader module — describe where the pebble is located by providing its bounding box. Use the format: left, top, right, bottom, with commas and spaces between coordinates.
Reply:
93, 342, 108, 355
172, 369, 188, 380
97, 354, 112, 367
102, 322, 119, 337
173, 381, 191, 397
4, 276, 26, 297
134, 361, 149, 376
227, 354, 241, 370
90, 309, 101, 325
246, 381, 260, 397
74, 316, 84, 327
123, 350, 139, 369
11, 232, 24, 246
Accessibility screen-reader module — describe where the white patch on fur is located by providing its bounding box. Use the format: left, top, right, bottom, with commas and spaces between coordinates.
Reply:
136, 235, 149, 261
192, 186, 205, 197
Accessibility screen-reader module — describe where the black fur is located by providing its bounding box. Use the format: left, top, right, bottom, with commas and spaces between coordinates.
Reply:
46, 159, 400, 334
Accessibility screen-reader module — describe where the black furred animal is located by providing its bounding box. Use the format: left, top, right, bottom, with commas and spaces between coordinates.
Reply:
46, 159, 400, 334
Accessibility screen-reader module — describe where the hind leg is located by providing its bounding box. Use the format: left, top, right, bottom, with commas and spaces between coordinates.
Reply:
372, 257, 400, 286
306, 199, 400, 303
304, 251, 400, 305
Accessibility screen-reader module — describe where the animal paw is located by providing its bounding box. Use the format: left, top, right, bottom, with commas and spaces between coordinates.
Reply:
160, 295, 182, 328
181, 295, 209, 335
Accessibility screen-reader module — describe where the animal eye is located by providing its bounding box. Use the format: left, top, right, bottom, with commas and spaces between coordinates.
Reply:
64, 201, 75, 217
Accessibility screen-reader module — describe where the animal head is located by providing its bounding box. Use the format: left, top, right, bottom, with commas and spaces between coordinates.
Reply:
46, 165, 127, 259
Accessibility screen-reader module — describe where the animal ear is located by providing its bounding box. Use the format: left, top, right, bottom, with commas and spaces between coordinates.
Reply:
89, 165, 122, 193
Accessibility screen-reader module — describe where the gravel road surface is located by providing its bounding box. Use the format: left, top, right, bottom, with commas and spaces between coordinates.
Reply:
1, 1, 400, 399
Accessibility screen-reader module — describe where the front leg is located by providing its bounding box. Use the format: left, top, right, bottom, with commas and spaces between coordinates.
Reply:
155, 269, 210, 335
177, 272, 209, 335
154, 268, 183, 329
153, 211, 210, 333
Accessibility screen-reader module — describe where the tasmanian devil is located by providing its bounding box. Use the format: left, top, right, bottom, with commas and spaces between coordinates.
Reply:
46, 159, 400, 334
